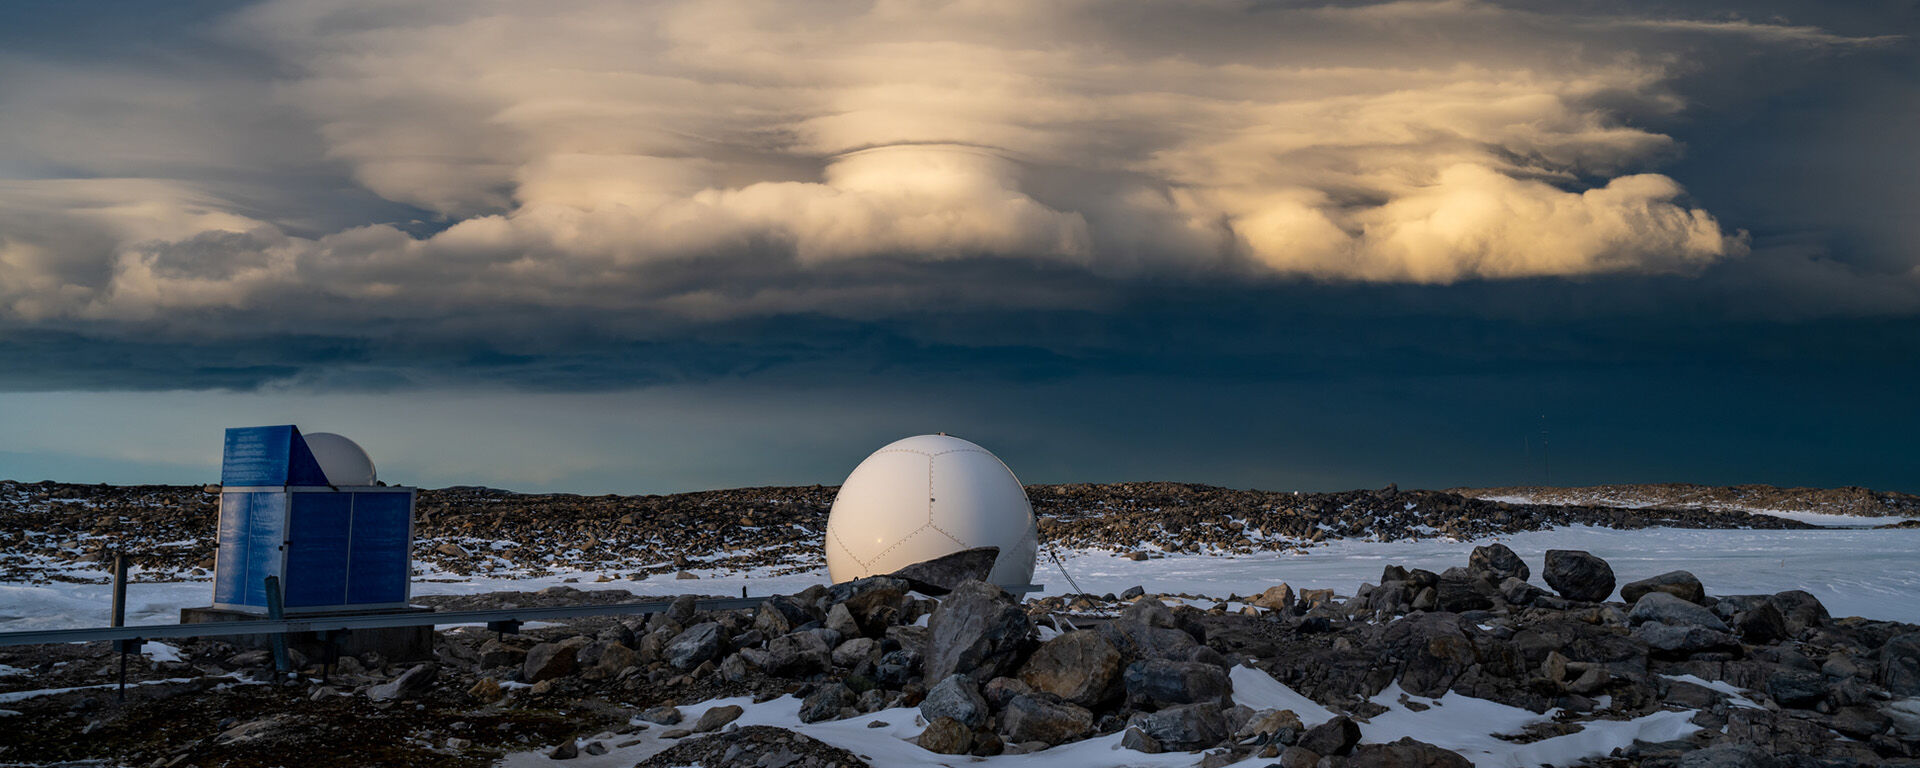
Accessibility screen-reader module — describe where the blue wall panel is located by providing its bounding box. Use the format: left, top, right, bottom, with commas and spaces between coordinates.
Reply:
221, 426, 294, 486
347, 492, 410, 604
241, 492, 287, 608
285, 494, 352, 607
213, 492, 251, 606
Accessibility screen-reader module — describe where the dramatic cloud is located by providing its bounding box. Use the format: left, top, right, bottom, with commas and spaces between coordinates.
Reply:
4, 0, 1901, 335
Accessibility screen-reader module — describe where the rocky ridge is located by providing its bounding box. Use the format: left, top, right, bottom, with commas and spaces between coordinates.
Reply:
1453, 483, 1920, 520
0, 479, 1816, 584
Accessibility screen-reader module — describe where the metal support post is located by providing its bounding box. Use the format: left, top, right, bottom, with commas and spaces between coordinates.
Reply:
264, 575, 291, 679
110, 553, 130, 628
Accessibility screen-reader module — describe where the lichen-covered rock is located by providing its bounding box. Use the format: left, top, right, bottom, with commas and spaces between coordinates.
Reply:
1620, 570, 1706, 605
917, 716, 972, 755
1468, 543, 1529, 583
665, 623, 724, 670
1123, 658, 1231, 707
523, 637, 588, 682
1349, 737, 1473, 767
1543, 550, 1615, 602
925, 580, 1033, 683
920, 674, 989, 729
1018, 630, 1123, 707
1001, 694, 1093, 746
1126, 701, 1228, 751
1629, 592, 1730, 632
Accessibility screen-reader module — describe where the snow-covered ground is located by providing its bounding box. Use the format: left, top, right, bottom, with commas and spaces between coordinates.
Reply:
496, 665, 1698, 768
5, 525, 1918, 631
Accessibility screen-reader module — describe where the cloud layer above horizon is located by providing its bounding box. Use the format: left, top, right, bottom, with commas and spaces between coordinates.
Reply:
3, 0, 1908, 338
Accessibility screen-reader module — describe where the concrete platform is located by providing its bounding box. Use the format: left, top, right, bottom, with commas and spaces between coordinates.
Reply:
181, 605, 435, 662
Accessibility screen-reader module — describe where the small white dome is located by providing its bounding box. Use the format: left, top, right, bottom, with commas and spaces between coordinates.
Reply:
825, 434, 1037, 587
304, 432, 378, 486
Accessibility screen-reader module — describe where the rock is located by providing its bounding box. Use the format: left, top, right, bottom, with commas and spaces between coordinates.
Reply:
693, 704, 744, 733
522, 638, 587, 682
1620, 570, 1706, 605
548, 738, 578, 759
1733, 601, 1790, 644
478, 639, 528, 668
1433, 574, 1493, 613
1127, 701, 1228, 750
800, 682, 854, 723
1001, 694, 1094, 746
1279, 745, 1321, 768
970, 729, 1005, 757
1120, 726, 1162, 753
1831, 705, 1892, 740
1882, 633, 1920, 696
1677, 744, 1782, 768
367, 663, 437, 701
824, 603, 860, 637
763, 629, 835, 676
1542, 550, 1615, 602
1347, 737, 1473, 768
918, 716, 973, 754
640, 705, 683, 725
1101, 599, 1201, 661
580, 741, 607, 756
982, 676, 1032, 708
466, 676, 503, 702
1018, 630, 1123, 707
1123, 658, 1231, 707
1238, 708, 1305, 742
1632, 622, 1738, 656
1498, 577, 1545, 606
1629, 592, 1731, 631
1251, 584, 1295, 611
832, 637, 879, 667
925, 580, 1034, 683
886, 547, 1000, 595
1768, 590, 1830, 634
584, 642, 637, 679
1298, 716, 1361, 757
1121, 585, 1146, 600
666, 622, 724, 669
1468, 543, 1528, 583
1765, 669, 1826, 709
920, 674, 989, 729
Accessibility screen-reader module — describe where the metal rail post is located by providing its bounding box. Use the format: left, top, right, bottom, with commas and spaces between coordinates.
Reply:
264, 576, 291, 679
110, 553, 130, 628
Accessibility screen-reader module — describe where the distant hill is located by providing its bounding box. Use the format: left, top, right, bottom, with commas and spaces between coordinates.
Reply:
1450, 483, 1920, 518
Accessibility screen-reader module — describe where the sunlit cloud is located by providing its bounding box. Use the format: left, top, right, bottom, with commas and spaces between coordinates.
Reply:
0, 0, 1904, 332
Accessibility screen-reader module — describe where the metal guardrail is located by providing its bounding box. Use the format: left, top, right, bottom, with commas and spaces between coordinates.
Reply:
0, 596, 767, 647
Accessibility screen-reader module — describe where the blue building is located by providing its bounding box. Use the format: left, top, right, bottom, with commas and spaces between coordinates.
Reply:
212, 425, 415, 614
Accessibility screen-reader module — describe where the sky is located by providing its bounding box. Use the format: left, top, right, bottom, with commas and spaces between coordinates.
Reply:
0, 0, 1915, 494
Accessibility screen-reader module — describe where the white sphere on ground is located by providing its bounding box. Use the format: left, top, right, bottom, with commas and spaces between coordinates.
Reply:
304, 432, 378, 486
825, 434, 1038, 587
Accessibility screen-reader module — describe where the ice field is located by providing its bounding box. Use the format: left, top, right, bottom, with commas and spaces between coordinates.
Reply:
5, 524, 1918, 632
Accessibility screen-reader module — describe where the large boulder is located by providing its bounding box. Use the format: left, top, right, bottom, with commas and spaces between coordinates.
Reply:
523, 637, 589, 682
1001, 694, 1093, 746
1632, 622, 1739, 656
1620, 570, 1706, 605
1433, 572, 1494, 613
886, 547, 1000, 595
1628, 592, 1730, 632
918, 716, 973, 755
1018, 630, 1124, 707
1298, 716, 1362, 757
1123, 658, 1232, 707
1468, 543, 1529, 583
763, 629, 835, 676
925, 580, 1034, 683
1543, 550, 1615, 602
1100, 598, 1200, 661
1348, 737, 1474, 768
800, 682, 854, 723
1881, 633, 1920, 696
1768, 590, 1830, 635
920, 674, 989, 729
1126, 702, 1229, 751
1250, 584, 1295, 611
753, 597, 814, 636
665, 622, 724, 670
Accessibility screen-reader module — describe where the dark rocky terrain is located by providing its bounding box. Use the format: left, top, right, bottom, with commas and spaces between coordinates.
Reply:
0, 479, 1814, 584
1454, 483, 1920, 519
3, 546, 1919, 767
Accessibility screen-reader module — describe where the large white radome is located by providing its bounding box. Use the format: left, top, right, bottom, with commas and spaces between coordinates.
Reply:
304, 432, 378, 486
825, 434, 1038, 587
